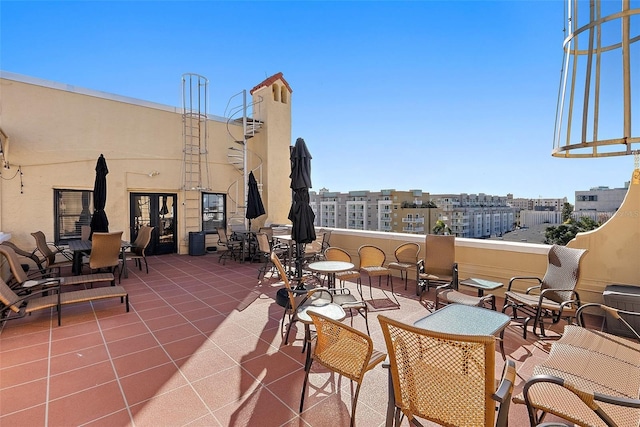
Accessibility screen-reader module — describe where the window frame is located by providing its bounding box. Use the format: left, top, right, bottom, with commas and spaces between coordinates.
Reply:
202, 192, 226, 234
53, 189, 93, 244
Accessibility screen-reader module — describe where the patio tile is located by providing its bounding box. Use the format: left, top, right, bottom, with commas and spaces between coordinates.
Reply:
47, 381, 126, 426
48, 360, 117, 399
0, 252, 584, 426
119, 362, 188, 405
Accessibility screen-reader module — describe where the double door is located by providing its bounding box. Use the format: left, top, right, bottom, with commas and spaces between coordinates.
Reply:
130, 193, 177, 255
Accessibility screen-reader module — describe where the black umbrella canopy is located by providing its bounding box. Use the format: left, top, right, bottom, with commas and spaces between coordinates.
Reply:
90, 154, 109, 235
288, 138, 316, 278
246, 171, 266, 230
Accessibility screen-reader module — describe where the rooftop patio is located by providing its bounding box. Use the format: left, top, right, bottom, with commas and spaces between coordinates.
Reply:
0, 250, 576, 427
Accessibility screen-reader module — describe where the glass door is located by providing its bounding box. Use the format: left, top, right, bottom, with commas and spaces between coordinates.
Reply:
130, 193, 177, 255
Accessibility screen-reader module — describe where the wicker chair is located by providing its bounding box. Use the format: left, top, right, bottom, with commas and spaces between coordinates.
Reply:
300, 311, 386, 427
521, 304, 640, 427
378, 315, 516, 427
357, 245, 398, 307
502, 244, 587, 339
0, 276, 128, 327
270, 252, 332, 344
256, 232, 287, 279
324, 247, 361, 287
417, 234, 458, 297
387, 242, 420, 291
89, 232, 123, 284
31, 231, 74, 275
120, 225, 154, 278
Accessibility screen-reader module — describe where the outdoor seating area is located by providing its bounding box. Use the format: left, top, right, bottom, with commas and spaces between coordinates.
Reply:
3, 246, 633, 426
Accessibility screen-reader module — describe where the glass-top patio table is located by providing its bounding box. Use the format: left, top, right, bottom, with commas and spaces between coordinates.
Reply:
413, 304, 510, 358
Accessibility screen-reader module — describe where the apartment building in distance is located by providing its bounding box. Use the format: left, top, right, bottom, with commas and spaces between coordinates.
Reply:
310, 189, 516, 238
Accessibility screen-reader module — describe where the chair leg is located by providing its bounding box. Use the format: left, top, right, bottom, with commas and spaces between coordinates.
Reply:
300, 359, 313, 413
350, 383, 362, 427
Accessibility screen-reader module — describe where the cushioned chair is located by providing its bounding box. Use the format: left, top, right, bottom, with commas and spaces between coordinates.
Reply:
357, 245, 398, 307
121, 225, 153, 278
31, 231, 74, 275
378, 315, 516, 427
417, 234, 458, 298
502, 244, 587, 339
387, 242, 420, 291
89, 232, 123, 284
216, 227, 241, 265
300, 311, 386, 427
0, 277, 128, 326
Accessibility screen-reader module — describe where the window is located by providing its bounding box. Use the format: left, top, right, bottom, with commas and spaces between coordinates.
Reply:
54, 189, 93, 244
202, 193, 226, 234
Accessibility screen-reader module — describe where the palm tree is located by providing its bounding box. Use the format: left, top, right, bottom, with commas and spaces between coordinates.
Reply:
432, 219, 452, 235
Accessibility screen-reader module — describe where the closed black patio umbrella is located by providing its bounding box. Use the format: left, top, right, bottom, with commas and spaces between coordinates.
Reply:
90, 154, 109, 236
288, 138, 315, 278
246, 171, 266, 231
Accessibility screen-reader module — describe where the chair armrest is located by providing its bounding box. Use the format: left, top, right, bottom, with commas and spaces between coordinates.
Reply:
493, 359, 516, 403
328, 287, 352, 295
507, 276, 542, 291
523, 374, 640, 427
577, 303, 640, 341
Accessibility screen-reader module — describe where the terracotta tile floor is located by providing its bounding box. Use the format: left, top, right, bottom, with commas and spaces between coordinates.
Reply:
0, 253, 570, 426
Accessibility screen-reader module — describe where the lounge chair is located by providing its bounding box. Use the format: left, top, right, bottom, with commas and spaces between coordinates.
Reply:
0, 277, 128, 326
0, 245, 115, 293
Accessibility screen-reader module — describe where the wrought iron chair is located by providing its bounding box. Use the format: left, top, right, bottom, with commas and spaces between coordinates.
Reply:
387, 242, 420, 291
502, 244, 587, 339
300, 311, 386, 427
378, 315, 516, 427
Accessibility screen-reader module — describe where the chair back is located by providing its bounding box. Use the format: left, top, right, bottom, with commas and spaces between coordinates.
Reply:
271, 252, 300, 311
394, 243, 420, 264
258, 227, 273, 243
216, 227, 230, 245
425, 234, 455, 277
325, 247, 353, 263
320, 228, 332, 251
304, 232, 325, 256
0, 245, 30, 285
0, 241, 44, 272
358, 245, 386, 268
309, 311, 375, 382
256, 232, 271, 254
80, 225, 91, 240
541, 245, 587, 303
89, 231, 123, 270
0, 277, 21, 313
31, 231, 56, 266
378, 315, 505, 427
132, 226, 154, 256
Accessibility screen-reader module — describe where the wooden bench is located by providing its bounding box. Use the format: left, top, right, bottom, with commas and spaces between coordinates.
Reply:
518, 304, 640, 427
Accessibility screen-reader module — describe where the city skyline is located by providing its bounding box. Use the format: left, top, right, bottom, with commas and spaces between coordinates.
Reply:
2, 1, 637, 200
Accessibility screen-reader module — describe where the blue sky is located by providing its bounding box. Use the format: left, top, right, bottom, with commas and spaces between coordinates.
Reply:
1, 1, 636, 202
